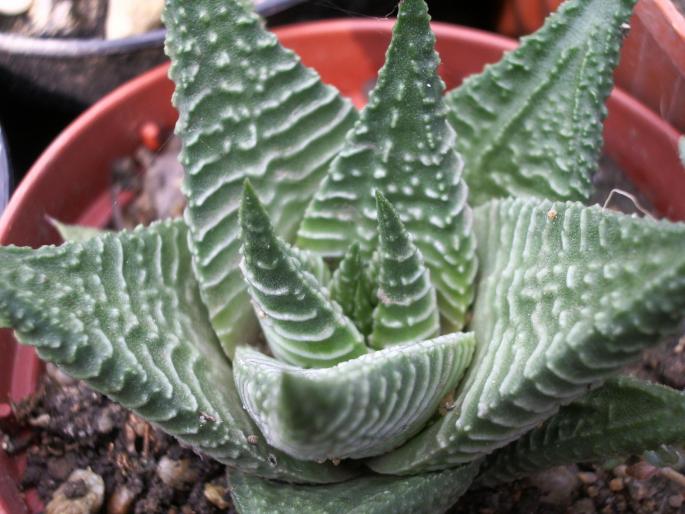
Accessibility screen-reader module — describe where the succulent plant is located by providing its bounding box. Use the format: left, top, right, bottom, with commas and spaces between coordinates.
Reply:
2, 0, 685, 511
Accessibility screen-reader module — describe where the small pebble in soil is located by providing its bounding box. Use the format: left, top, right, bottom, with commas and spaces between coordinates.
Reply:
157, 456, 200, 489
46, 468, 105, 514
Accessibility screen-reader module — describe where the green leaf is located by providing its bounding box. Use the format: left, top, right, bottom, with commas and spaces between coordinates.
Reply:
164, 0, 358, 358
290, 246, 332, 287
329, 243, 376, 336
233, 333, 475, 461
239, 182, 367, 368
297, 0, 477, 332
369, 199, 685, 475
479, 376, 685, 485
49, 218, 103, 243
445, 0, 637, 205
230, 462, 480, 514
0, 220, 354, 483
369, 192, 439, 349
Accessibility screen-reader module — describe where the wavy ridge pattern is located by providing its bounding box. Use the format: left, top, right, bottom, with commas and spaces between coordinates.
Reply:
445, 0, 637, 205
233, 333, 475, 461
329, 243, 376, 336
369, 193, 439, 349
369, 199, 685, 474
230, 462, 480, 514
0, 221, 355, 484
164, 0, 358, 357
240, 183, 368, 368
479, 376, 685, 485
297, 0, 477, 332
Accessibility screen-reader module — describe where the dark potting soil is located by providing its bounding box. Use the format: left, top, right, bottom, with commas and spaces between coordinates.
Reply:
3, 135, 685, 513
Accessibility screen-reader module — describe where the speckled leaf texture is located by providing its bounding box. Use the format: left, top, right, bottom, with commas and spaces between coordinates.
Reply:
445, 0, 637, 205
239, 183, 368, 368
233, 333, 474, 461
479, 376, 685, 485
328, 243, 376, 336
230, 462, 480, 514
0, 221, 354, 484
369, 199, 685, 475
369, 192, 439, 349
164, 0, 358, 357
297, 0, 477, 332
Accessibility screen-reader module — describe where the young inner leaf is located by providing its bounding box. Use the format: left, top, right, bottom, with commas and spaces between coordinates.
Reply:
369, 192, 439, 349
239, 181, 367, 368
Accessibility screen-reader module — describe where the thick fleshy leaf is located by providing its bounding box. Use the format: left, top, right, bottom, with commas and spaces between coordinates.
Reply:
290, 246, 331, 287
329, 243, 376, 336
369, 199, 685, 475
369, 192, 439, 349
0, 220, 354, 483
233, 333, 475, 461
297, 0, 477, 332
49, 218, 103, 243
239, 183, 367, 368
164, 0, 358, 357
479, 376, 685, 485
230, 462, 480, 514
445, 0, 637, 205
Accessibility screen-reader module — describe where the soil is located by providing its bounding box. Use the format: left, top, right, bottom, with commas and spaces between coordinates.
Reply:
4, 365, 235, 514
2, 134, 685, 513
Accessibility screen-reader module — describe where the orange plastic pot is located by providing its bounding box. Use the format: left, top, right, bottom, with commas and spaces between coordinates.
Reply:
1, 19, 684, 514
498, 0, 685, 132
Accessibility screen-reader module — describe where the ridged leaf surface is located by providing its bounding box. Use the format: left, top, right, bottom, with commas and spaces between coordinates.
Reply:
0, 221, 354, 483
230, 462, 480, 514
240, 183, 367, 368
370, 199, 685, 474
297, 0, 477, 331
479, 376, 685, 485
164, 0, 358, 357
446, 0, 637, 205
233, 333, 475, 461
369, 193, 439, 349
329, 243, 376, 336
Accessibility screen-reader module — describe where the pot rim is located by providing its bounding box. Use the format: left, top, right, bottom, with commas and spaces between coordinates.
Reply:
0, 0, 306, 57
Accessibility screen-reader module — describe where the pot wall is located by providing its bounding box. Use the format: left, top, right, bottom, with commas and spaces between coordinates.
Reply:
1, 19, 684, 514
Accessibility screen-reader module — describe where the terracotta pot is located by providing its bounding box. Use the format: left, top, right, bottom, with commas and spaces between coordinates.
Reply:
1, 19, 684, 514
497, 0, 685, 132
496, 0, 564, 36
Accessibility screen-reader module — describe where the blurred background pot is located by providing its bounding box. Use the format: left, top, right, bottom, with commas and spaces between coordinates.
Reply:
0, 123, 9, 214
497, 0, 685, 132
0, 0, 306, 179
0, 18, 684, 514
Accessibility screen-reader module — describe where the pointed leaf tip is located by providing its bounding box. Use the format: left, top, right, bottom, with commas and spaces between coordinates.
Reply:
298, 0, 477, 331
446, 0, 639, 204
166, 0, 358, 357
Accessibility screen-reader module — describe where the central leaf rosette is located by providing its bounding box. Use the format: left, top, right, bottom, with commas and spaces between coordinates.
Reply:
236, 183, 475, 461
231, 0, 478, 463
